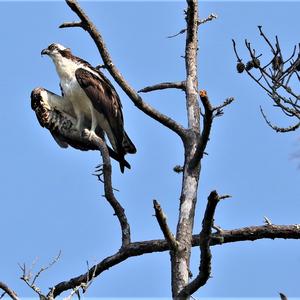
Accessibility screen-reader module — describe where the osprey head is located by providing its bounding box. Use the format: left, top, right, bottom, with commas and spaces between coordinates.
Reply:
41, 43, 71, 58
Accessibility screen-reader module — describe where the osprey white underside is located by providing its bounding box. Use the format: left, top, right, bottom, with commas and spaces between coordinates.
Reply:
52, 55, 118, 151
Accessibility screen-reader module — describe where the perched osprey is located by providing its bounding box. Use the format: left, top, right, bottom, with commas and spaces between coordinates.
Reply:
41, 43, 136, 172
31, 87, 131, 169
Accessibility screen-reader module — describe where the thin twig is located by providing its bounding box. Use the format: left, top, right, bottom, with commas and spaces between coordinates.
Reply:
197, 13, 217, 25
167, 13, 217, 38
232, 39, 242, 62
167, 28, 187, 39
213, 97, 234, 116
32, 251, 61, 286
258, 25, 276, 54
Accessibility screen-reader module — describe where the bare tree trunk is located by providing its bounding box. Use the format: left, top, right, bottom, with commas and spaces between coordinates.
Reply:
172, 0, 200, 298
172, 160, 200, 299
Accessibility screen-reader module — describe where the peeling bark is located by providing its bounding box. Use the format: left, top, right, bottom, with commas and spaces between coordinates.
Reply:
171, 1, 201, 298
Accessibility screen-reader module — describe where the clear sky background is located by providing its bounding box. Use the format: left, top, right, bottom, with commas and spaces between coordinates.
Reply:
1, 1, 300, 298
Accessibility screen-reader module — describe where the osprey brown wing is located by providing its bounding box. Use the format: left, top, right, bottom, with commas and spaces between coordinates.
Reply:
74, 68, 136, 174
75, 68, 125, 144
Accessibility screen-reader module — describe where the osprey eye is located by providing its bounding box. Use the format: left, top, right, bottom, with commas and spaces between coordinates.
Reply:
48, 44, 56, 51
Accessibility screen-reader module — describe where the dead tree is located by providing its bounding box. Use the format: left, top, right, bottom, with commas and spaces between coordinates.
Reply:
233, 26, 300, 132
2, 1, 300, 299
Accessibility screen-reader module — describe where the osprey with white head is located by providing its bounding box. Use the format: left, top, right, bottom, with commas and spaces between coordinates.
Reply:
41, 43, 136, 172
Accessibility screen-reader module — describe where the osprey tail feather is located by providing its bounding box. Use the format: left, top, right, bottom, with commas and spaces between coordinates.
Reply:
123, 131, 137, 154
118, 156, 131, 173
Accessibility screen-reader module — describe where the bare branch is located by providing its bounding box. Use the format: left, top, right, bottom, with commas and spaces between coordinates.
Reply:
0, 282, 19, 300
167, 28, 187, 39
153, 200, 178, 251
197, 13, 217, 25
167, 13, 217, 38
258, 25, 276, 54
218, 194, 231, 200
232, 39, 242, 62
260, 106, 300, 133
138, 81, 186, 93
86, 130, 131, 247
190, 90, 213, 168
213, 97, 235, 117
59, 21, 83, 29
62, 0, 187, 140
178, 190, 223, 297
50, 223, 300, 297
212, 224, 300, 244
198, 89, 213, 153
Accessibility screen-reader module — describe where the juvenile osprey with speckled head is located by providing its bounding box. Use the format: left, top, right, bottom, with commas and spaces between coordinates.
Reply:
41, 43, 136, 172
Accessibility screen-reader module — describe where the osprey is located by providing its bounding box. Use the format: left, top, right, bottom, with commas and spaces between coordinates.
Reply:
41, 43, 136, 172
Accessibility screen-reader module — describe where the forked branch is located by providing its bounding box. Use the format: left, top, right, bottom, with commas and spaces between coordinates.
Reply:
167, 13, 217, 39
179, 191, 229, 297
50, 223, 300, 297
19, 251, 61, 299
190, 91, 234, 168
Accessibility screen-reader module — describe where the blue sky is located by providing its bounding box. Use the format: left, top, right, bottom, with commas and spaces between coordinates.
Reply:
0, 1, 300, 298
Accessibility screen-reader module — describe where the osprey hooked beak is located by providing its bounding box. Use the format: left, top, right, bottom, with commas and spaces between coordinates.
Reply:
41, 48, 49, 56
